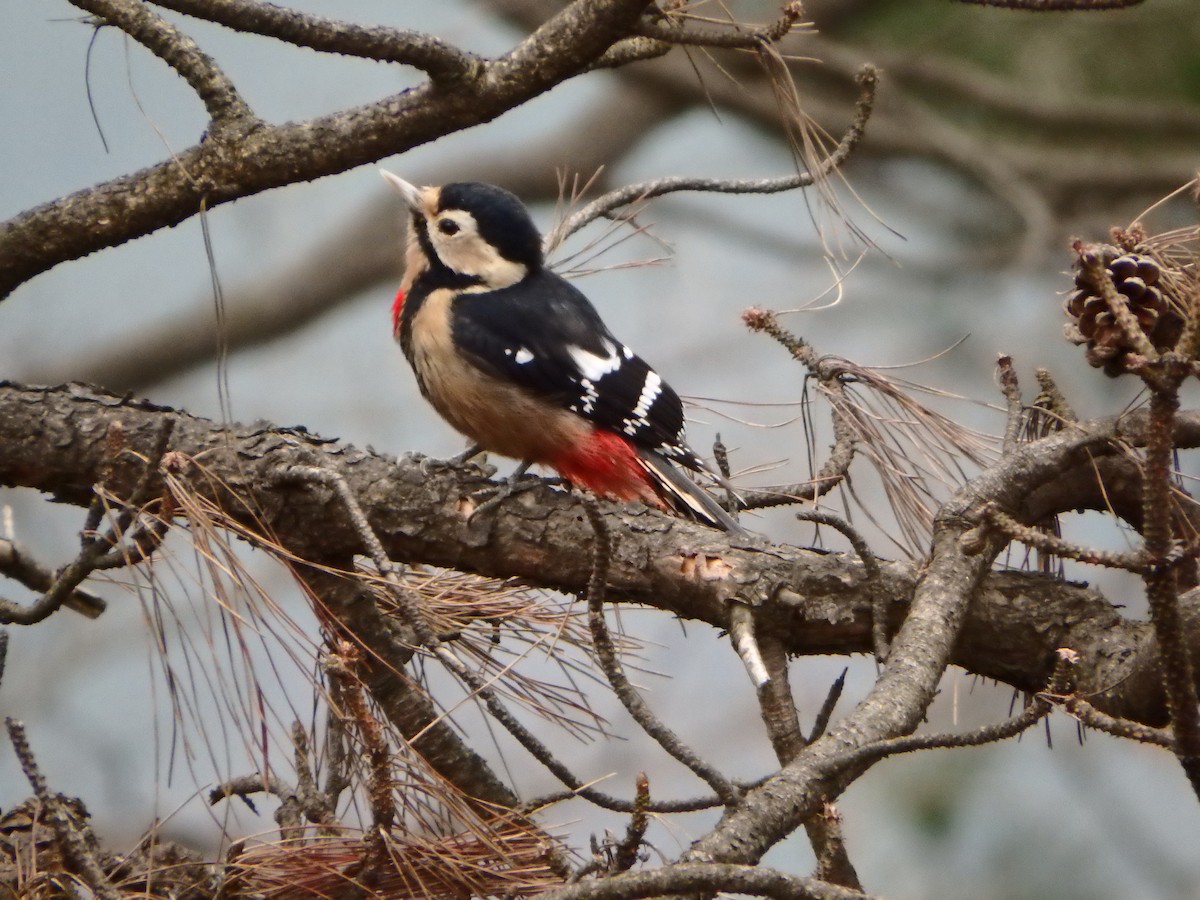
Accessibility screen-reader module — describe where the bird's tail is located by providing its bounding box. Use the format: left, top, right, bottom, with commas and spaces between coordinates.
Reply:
637, 450, 748, 536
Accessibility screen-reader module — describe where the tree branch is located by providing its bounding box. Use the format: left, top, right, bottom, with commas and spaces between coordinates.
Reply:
0, 538, 106, 619
6, 719, 119, 900
0, 0, 656, 300
631, 2, 804, 49
70, 0, 255, 126
1, 380, 1196, 733
148, 0, 479, 80
582, 500, 741, 806
544, 64, 876, 250
538, 861, 876, 900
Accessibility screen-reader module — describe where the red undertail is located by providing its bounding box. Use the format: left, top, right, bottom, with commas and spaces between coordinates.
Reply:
551, 428, 747, 534
550, 429, 665, 509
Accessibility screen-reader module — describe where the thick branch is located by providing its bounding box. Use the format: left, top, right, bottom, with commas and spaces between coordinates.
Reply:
1, 381, 1196, 733
72, 0, 254, 125
149, 0, 478, 80
0, 0, 655, 299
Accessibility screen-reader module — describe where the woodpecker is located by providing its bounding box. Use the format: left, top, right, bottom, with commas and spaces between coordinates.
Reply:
382, 171, 744, 533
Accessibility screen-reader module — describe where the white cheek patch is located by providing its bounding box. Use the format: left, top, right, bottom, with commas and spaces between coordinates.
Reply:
427, 210, 529, 290
514, 348, 534, 364
568, 342, 622, 382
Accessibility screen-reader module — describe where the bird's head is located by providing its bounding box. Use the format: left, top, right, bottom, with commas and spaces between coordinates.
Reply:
382, 171, 543, 291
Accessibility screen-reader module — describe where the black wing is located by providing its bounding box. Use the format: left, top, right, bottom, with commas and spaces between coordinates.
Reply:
450, 269, 698, 466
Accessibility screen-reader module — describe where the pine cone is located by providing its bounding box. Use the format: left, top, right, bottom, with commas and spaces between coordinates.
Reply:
1064, 245, 1181, 376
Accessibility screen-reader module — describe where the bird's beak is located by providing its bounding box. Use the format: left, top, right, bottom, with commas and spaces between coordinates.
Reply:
380, 170, 424, 211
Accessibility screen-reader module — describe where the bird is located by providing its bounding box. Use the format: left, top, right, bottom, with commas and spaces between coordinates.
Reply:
381, 171, 744, 534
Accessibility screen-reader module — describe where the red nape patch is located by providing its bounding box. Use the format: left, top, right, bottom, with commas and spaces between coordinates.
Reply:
390, 286, 406, 337
552, 429, 665, 509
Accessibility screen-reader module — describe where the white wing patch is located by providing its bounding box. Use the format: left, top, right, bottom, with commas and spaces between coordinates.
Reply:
568, 342, 622, 382
632, 371, 661, 418
577, 378, 599, 414
621, 371, 663, 437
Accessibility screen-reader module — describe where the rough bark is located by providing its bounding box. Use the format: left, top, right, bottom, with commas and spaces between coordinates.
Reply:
1, 381, 1193, 731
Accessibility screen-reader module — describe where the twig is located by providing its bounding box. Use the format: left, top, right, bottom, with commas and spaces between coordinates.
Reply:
210, 774, 275, 812
148, 0, 478, 81
322, 699, 353, 816
712, 434, 742, 518
1033, 368, 1076, 425
0, 527, 128, 626
6, 718, 119, 900
327, 642, 396, 831
588, 34, 673, 70
275, 462, 664, 813
728, 602, 770, 686
796, 509, 887, 660
957, 0, 1143, 8
633, 1, 803, 49
739, 308, 858, 510
582, 499, 741, 806
210, 774, 304, 840
980, 502, 1149, 572
291, 722, 340, 833
756, 636, 805, 762
753, 638, 861, 889
0, 538, 106, 618
833, 651, 1078, 773
1137, 363, 1200, 794
543, 64, 877, 250
611, 772, 650, 874
841, 691, 1050, 772
997, 355, 1024, 453
1063, 696, 1173, 747
812, 803, 859, 889
526, 787, 731, 816
68, 0, 255, 126
807, 669, 848, 744
271, 463, 395, 580
537, 861, 877, 900
210, 772, 314, 838
0, 418, 177, 625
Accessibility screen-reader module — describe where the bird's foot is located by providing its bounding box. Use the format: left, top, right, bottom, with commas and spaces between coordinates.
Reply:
467, 463, 564, 521
419, 443, 489, 476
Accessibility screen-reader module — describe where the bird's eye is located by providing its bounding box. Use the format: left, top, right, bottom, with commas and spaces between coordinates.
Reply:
437, 219, 460, 236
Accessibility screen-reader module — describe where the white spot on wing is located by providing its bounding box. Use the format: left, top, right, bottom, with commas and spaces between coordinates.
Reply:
632, 371, 661, 418
514, 347, 534, 364
568, 342, 622, 382
619, 371, 663, 438
579, 378, 599, 415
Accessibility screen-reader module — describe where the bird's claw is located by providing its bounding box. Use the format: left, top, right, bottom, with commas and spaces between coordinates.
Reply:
419, 443, 491, 476
467, 472, 549, 521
